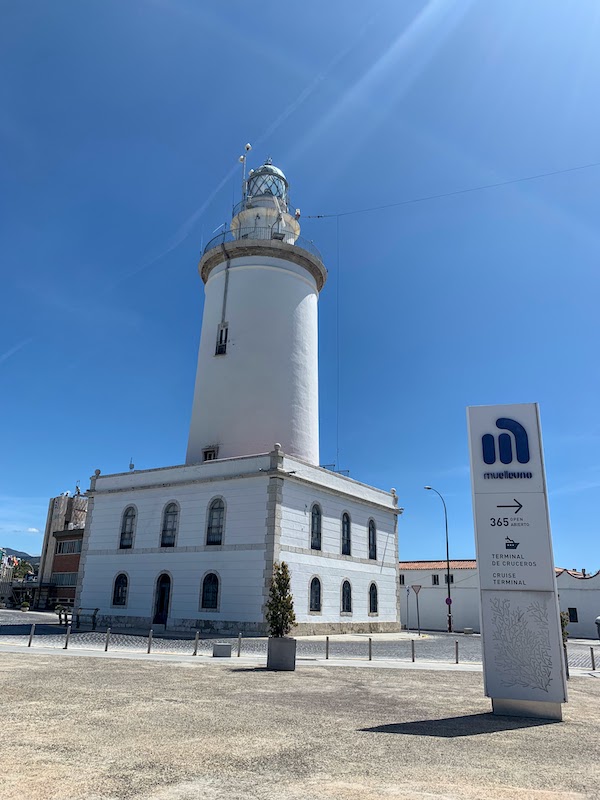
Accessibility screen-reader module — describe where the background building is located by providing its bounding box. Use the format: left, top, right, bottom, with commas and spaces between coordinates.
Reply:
399, 560, 600, 639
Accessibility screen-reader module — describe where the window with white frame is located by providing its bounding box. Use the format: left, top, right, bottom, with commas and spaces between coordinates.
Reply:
310, 577, 321, 612
368, 519, 377, 560
311, 504, 322, 551
201, 573, 219, 610
215, 323, 228, 355
50, 572, 78, 587
341, 580, 352, 613
119, 506, 136, 549
161, 503, 179, 547
341, 512, 351, 556
369, 582, 378, 614
206, 498, 225, 545
112, 573, 128, 606
56, 539, 82, 555
432, 574, 440, 586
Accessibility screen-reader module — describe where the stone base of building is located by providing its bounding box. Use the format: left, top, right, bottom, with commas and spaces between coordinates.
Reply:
97, 615, 400, 636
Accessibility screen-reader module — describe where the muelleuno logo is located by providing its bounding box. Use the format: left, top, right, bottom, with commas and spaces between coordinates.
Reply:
482, 418, 532, 479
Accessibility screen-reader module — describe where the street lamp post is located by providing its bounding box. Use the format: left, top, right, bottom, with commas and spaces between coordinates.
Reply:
424, 486, 452, 633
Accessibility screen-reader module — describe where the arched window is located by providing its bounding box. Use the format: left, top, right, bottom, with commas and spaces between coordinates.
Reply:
119, 506, 136, 549
311, 504, 322, 550
206, 498, 225, 545
112, 573, 128, 606
368, 519, 377, 560
161, 503, 179, 547
342, 580, 352, 613
341, 512, 351, 556
310, 577, 321, 612
201, 573, 219, 610
369, 582, 378, 614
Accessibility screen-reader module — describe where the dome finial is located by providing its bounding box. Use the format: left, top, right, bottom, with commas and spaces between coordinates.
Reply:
264, 156, 273, 166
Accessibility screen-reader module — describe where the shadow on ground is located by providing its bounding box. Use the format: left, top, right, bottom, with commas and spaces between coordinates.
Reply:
361, 712, 558, 738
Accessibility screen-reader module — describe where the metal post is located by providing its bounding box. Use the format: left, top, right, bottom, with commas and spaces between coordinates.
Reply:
28, 624, 35, 647
425, 486, 452, 632
63, 625, 71, 650
416, 593, 421, 637
193, 631, 199, 656
368, 637, 372, 661
104, 628, 111, 652
455, 640, 459, 664
325, 636, 329, 660
411, 639, 415, 663
237, 632, 242, 657
591, 647, 596, 671
147, 629, 153, 654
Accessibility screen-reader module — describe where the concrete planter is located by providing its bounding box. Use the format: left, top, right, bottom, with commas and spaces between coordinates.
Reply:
267, 637, 296, 671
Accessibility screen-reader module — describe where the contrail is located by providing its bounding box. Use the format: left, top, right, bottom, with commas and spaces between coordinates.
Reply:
105, 8, 382, 292
0, 337, 32, 367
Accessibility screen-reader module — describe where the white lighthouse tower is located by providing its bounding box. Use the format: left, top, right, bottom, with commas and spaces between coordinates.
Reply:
77, 154, 401, 636
186, 158, 327, 465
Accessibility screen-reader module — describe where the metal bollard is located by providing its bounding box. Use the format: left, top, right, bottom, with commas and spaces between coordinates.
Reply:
63, 625, 71, 650
147, 629, 153, 654
104, 628, 111, 652
193, 631, 199, 656
237, 632, 242, 657
591, 647, 596, 671
455, 640, 459, 664
325, 636, 329, 660
368, 637, 372, 661
411, 639, 415, 663
28, 624, 35, 647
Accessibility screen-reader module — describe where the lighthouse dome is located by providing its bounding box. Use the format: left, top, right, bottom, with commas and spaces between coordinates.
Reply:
247, 158, 288, 203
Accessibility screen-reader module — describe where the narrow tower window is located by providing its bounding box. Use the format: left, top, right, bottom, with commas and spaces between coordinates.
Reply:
201, 573, 219, 610
206, 498, 225, 545
342, 580, 352, 613
310, 577, 321, 612
119, 506, 136, 549
112, 573, 128, 606
369, 582, 378, 614
215, 323, 228, 355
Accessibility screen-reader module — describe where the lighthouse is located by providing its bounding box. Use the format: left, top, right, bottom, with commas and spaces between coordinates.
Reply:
77, 154, 400, 637
186, 158, 327, 466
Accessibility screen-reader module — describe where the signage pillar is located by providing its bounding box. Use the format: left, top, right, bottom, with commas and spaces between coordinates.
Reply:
467, 403, 567, 720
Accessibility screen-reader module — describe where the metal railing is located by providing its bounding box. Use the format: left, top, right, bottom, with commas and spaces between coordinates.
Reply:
203, 226, 324, 266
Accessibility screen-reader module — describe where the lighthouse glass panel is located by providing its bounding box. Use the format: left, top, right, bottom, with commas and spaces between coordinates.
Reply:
248, 173, 287, 203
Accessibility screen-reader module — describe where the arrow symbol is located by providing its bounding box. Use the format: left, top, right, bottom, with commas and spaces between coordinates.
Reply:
497, 499, 523, 514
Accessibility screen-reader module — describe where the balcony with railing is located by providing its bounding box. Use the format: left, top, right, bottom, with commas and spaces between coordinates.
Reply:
202, 226, 324, 267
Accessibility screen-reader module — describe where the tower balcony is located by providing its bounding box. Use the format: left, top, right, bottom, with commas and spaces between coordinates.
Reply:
200, 226, 327, 291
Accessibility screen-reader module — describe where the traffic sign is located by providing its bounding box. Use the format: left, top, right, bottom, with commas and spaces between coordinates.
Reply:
411, 585, 421, 595
445, 597, 452, 605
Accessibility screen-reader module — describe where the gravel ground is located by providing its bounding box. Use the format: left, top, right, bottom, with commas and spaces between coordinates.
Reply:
0, 651, 598, 800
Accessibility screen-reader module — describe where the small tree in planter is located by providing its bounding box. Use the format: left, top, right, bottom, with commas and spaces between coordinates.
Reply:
266, 561, 297, 671
20, 601, 30, 612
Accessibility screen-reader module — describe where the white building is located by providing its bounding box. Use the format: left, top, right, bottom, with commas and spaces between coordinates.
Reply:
399, 560, 600, 639
76, 158, 401, 634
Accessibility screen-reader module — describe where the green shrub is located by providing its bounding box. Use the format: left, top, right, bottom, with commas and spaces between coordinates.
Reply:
266, 562, 296, 638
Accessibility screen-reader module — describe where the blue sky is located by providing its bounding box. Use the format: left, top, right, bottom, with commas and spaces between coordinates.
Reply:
1, 0, 599, 570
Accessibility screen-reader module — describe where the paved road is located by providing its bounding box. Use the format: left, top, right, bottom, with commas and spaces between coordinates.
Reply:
1, 609, 597, 668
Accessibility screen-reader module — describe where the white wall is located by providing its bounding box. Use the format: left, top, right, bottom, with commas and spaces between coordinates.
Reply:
557, 571, 600, 639
187, 255, 320, 465
280, 479, 398, 626
398, 568, 480, 632
79, 474, 270, 627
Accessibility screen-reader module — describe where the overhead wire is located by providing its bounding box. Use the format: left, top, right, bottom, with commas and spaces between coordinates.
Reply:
306, 159, 600, 219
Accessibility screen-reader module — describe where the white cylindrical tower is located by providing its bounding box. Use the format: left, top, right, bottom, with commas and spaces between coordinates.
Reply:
186, 159, 326, 466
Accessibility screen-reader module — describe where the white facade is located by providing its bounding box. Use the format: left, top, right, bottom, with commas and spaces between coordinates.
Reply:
186, 160, 325, 466
399, 561, 600, 639
77, 448, 400, 633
